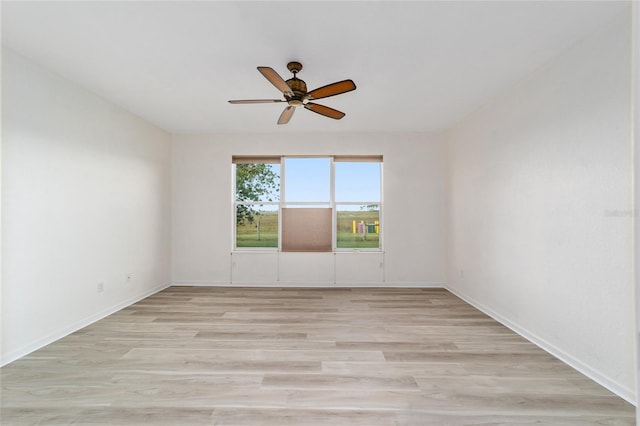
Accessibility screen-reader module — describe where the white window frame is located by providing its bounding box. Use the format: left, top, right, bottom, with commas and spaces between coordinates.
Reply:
232, 155, 383, 252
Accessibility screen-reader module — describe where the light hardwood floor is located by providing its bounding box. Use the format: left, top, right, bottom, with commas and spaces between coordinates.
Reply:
1, 287, 635, 425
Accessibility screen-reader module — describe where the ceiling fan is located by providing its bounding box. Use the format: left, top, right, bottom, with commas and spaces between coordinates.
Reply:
228, 61, 356, 125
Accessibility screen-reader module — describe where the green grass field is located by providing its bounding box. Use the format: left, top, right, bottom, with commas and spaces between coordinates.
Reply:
236, 211, 279, 248
336, 232, 379, 248
336, 210, 379, 248
236, 232, 278, 247
236, 210, 380, 249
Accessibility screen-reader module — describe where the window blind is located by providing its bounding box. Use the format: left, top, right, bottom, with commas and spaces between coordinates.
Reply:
232, 156, 281, 164
333, 155, 383, 162
233, 155, 382, 164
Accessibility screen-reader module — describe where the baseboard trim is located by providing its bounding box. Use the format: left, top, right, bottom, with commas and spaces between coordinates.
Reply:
171, 281, 444, 288
0, 282, 171, 367
171, 281, 231, 286
445, 285, 636, 406
383, 281, 444, 288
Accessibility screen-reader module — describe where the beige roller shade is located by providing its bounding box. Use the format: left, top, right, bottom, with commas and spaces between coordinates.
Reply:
281, 208, 332, 252
333, 155, 383, 162
232, 156, 281, 164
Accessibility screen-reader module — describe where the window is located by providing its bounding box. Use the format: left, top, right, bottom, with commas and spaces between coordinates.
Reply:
281, 157, 333, 252
233, 157, 280, 249
233, 156, 382, 251
335, 158, 381, 249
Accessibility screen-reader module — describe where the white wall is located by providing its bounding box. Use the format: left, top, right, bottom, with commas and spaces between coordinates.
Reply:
1, 48, 172, 365
633, 2, 640, 419
446, 12, 634, 402
172, 132, 445, 286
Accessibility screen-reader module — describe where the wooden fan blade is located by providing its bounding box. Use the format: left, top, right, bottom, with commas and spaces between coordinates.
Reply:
304, 102, 346, 120
307, 79, 356, 100
228, 99, 284, 104
278, 106, 295, 125
258, 67, 293, 96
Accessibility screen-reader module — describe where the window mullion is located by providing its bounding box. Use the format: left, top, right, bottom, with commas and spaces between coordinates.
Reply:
231, 163, 236, 252
278, 157, 284, 251
331, 157, 336, 251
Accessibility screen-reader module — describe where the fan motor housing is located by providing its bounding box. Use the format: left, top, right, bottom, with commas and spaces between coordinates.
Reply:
286, 77, 307, 96
285, 61, 308, 103
285, 76, 308, 106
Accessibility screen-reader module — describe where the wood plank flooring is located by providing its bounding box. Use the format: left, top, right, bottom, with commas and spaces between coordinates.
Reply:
1, 286, 635, 425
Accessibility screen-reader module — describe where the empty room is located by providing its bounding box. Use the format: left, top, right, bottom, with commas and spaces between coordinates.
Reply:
1, 1, 638, 424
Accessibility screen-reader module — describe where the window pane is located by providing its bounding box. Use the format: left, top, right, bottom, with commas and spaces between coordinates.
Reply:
235, 163, 280, 202
235, 205, 278, 248
335, 162, 381, 202
284, 157, 330, 202
336, 205, 380, 249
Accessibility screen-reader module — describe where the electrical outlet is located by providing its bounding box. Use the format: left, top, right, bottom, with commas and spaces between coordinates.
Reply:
97, 282, 104, 293
460, 269, 465, 279
126, 273, 133, 283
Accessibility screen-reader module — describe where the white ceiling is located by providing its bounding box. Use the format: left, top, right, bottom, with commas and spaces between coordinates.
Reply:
1, 1, 628, 134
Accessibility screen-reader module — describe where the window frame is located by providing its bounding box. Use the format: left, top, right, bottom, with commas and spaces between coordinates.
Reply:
232, 155, 383, 252
232, 156, 281, 251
